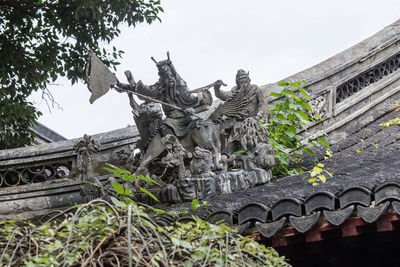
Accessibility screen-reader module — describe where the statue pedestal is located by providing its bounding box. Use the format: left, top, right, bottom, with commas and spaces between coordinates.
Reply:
159, 168, 272, 203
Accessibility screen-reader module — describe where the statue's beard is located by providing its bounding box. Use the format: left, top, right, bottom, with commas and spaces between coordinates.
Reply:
237, 78, 249, 87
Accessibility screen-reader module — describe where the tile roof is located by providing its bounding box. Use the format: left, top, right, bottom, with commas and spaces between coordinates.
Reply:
167, 108, 400, 243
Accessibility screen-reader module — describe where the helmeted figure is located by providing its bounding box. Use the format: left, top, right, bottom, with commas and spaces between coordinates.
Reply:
116, 54, 220, 177
210, 69, 268, 154
210, 69, 266, 121
134, 58, 210, 137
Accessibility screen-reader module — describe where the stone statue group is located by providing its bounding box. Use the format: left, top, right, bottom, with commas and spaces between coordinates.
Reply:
88, 52, 275, 202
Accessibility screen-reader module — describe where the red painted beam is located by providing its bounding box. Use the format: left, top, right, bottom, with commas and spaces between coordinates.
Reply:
271, 236, 288, 247
341, 217, 366, 237
252, 212, 400, 247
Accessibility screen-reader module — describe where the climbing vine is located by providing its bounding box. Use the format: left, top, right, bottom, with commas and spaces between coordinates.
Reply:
265, 80, 329, 177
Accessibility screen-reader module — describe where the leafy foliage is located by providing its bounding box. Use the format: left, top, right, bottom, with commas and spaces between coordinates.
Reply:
0, 201, 289, 266
104, 163, 166, 214
0, 96, 41, 149
265, 81, 329, 176
379, 102, 400, 129
380, 117, 400, 129
0, 0, 163, 149
191, 198, 208, 210
302, 163, 333, 186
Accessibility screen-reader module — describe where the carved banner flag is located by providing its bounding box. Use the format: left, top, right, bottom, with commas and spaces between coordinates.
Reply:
86, 51, 118, 104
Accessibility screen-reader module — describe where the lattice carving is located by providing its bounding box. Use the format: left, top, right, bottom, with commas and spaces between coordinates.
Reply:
336, 53, 400, 103
0, 161, 73, 187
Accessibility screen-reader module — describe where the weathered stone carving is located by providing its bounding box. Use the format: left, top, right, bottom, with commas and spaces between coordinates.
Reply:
87, 53, 275, 203
73, 134, 103, 202
161, 134, 192, 180
190, 146, 213, 176
210, 69, 266, 122
115, 145, 141, 173
210, 69, 268, 156
114, 55, 222, 176
309, 96, 326, 118
226, 117, 269, 153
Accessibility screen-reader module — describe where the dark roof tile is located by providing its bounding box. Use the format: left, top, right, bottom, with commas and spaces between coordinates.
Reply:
391, 200, 400, 215
339, 186, 371, 208
289, 211, 320, 233
304, 191, 337, 214
238, 202, 269, 224
207, 211, 233, 226
271, 197, 303, 221
238, 221, 251, 235
357, 201, 390, 223
374, 182, 400, 204
323, 205, 354, 226
256, 218, 286, 238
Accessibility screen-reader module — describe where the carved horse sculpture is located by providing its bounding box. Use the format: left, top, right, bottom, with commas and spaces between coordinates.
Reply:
131, 100, 222, 176
122, 70, 221, 177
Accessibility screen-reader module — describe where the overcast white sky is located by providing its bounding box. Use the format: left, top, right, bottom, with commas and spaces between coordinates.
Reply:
29, 0, 400, 139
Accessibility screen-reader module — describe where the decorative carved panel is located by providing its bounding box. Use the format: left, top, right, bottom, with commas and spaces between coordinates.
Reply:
0, 160, 74, 187
336, 53, 400, 103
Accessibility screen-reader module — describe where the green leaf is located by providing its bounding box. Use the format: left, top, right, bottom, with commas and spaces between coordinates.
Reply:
179, 240, 193, 249
191, 252, 205, 261
103, 167, 116, 174
318, 174, 327, 183
298, 87, 311, 100
191, 198, 199, 209
278, 80, 289, 86
287, 113, 297, 121
171, 237, 193, 249
283, 89, 296, 97
270, 92, 282, 98
110, 197, 126, 208
124, 197, 138, 206
284, 130, 295, 138
137, 175, 161, 186
296, 110, 309, 121
139, 187, 159, 202
138, 202, 166, 214
311, 166, 323, 176
111, 182, 124, 195
106, 164, 131, 174
303, 147, 314, 156
317, 137, 330, 148
287, 125, 296, 135
300, 101, 312, 111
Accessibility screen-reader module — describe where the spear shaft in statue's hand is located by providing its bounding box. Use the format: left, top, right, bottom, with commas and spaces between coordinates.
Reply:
189, 81, 227, 94
112, 85, 202, 119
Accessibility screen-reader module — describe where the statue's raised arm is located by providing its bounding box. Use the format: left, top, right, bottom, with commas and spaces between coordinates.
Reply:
210, 69, 266, 122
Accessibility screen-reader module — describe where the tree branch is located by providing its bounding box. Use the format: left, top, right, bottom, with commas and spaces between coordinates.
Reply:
0, 0, 39, 17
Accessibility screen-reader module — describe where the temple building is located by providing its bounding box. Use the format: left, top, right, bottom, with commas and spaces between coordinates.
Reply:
2, 19, 400, 267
